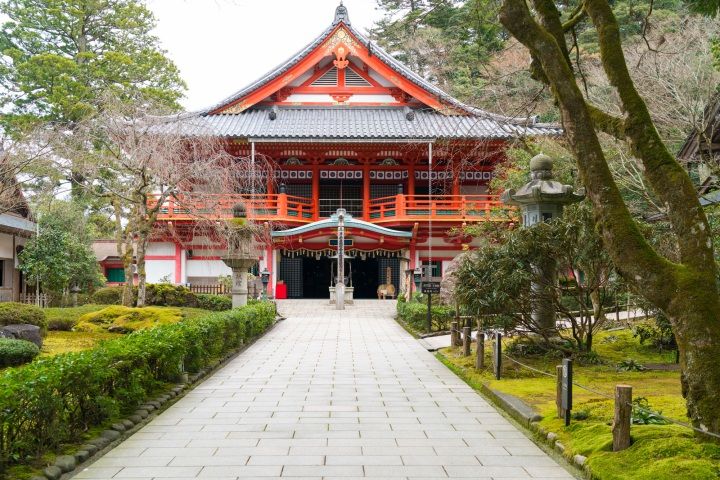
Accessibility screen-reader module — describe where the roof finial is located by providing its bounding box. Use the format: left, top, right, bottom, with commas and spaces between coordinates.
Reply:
334, 2, 350, 25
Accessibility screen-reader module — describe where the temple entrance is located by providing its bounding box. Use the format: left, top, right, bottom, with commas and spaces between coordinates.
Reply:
302, 255, 331, 298
279, 253, 400, 299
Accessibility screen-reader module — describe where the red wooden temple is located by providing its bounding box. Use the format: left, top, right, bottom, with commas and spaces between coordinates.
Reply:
126, 3, 558, 299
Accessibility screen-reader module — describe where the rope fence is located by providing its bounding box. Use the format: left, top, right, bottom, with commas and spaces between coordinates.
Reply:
449, 323, 720, 449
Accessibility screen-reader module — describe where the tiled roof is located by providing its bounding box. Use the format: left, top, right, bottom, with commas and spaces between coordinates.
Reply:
165, 107, 561, 141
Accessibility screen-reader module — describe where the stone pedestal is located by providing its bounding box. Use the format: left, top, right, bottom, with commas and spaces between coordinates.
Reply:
222, 258, 258, 308
329, 286, 354, 305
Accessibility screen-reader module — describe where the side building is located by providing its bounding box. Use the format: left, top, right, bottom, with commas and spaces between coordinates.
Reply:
0, 190, 35, 302
119, 4, 559, 299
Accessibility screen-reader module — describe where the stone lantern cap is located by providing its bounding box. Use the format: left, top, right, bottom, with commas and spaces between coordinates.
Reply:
501, 154, 585, 206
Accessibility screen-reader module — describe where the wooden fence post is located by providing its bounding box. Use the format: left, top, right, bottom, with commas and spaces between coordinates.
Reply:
556, 365, 564, 419
462, 327, 471, 356
613, 385, 633, 451
450, 321, 458, 348
493, 333, 502, 380
475, 332, 485, 369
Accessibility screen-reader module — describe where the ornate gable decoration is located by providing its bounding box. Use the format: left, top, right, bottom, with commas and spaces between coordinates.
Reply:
210, 5, 456, 115
325, 28, 357, 70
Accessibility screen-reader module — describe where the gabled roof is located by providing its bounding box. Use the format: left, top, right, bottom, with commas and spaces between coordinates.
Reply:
203, 4, 474, 116
272, 210, 413, 239
678, 92, 720, 163
165, 4, 561, 141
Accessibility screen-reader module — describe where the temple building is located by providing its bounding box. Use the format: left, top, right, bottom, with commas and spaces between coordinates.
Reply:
131, 3, 558, 299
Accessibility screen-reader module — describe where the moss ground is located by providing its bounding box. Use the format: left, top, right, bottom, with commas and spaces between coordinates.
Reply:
40, 305, 212, 356
438, 328, 720, 480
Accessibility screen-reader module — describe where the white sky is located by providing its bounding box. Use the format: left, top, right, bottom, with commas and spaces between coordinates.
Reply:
146, 0, 384, 112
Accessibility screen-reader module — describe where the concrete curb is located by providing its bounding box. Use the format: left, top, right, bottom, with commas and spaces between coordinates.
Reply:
26, 318, 281, 480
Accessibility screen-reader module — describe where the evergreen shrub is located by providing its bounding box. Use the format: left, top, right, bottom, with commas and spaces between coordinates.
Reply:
91, 286, 124, 305
0, 302, 47, 334
0, 338, 40, 367
197, 294, 232, 311
397, 298, 453, 332
144, 284, 198, 307
0, 301, 275, 469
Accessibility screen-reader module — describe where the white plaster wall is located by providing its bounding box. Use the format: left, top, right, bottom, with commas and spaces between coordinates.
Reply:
146, 260, 175, 283
186, 259, 231, 279
368, 70, 393, 87
348, 95, 396, 104
286, 94, 335, 103
148, 243, 175, 256
0, 233, 13, 259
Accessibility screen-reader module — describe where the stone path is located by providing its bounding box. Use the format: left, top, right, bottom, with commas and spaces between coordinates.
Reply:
73, 300, 575, 479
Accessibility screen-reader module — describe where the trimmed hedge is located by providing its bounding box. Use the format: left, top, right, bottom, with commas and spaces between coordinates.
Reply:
145, 284, 198, 308
91, 286, 125, 305
0, 302, 48, 334
397, 297, 454, 332
197, 294, 232, 311
0, 301, 276, 469
0, 338, 40, 368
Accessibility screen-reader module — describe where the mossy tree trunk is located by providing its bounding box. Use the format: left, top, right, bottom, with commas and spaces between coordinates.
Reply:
499, 0, 720, 432
112, 198, 135, 307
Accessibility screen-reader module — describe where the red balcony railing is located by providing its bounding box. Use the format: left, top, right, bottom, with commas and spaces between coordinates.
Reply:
150, 193, 505, 225
151, 194, 315, 223
368, 194, 506, 223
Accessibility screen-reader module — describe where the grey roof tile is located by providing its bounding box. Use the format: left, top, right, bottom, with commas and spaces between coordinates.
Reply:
164, 107, 560, 140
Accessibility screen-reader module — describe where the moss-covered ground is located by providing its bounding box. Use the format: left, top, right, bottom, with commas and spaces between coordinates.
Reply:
438, 328, 720, 480
40, 305, 212, 356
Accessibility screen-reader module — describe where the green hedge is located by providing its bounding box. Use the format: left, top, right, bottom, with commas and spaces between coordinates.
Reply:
91, 286, 125, 305
197, 294, 232, 311
0, 302, 48, 333
0, 338, 40, 368
397, 297, 454, 332
0, 301, 276, 469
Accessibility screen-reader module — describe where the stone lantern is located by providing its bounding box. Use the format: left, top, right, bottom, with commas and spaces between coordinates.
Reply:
221, 203, 260, 308
501, 154, 585, 332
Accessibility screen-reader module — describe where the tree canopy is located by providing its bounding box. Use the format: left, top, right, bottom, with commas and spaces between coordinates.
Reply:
0, 0, 186, 133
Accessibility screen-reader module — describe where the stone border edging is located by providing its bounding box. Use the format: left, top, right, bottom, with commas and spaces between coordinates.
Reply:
27, 316, 281, 480
435, 351, 589, 479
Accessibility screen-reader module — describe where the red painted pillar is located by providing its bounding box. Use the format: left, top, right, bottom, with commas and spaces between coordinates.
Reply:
362, 163, 370, 220
266, 244, 274, 297
174, 243, 182, 284
312, 166, 320, 220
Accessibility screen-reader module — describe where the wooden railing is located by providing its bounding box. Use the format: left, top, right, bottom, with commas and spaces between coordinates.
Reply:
188, 284, 229, 295
151, 194, 315, 223
368, 194, 506, 223
150, 193, 506, 224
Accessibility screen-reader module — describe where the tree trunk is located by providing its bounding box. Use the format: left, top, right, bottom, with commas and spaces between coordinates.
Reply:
135, 234, 147, 307
498, 0, 720, 430
667, 275, 720, 434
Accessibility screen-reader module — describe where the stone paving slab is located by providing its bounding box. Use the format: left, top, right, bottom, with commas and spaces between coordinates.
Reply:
72, 300, 575, 479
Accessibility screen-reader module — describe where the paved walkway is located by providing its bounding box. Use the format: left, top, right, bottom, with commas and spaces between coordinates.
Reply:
73, 300, 574, 479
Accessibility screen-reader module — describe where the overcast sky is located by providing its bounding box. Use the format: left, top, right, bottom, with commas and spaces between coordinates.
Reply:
146, 0, 384, 112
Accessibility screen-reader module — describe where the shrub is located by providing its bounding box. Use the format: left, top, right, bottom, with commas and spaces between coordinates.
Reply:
47, 316, 75, 331
92, 286, 125, 305
74, 306, 183, 333
0, 338, 40, 368
0, 302, 47, 334
0, 301, 276, 469
397, 298, 454, 332
197, 294, 232, 311
617, 358, 646, 372
144, 284, 198, 308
